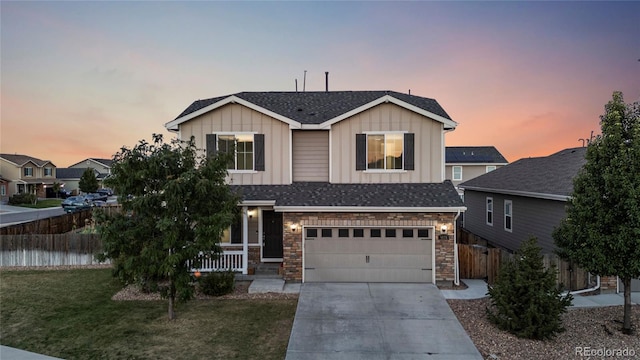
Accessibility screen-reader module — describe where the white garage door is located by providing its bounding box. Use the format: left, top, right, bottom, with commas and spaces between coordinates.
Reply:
618, 277, 640, 292
304, 227, 433, 283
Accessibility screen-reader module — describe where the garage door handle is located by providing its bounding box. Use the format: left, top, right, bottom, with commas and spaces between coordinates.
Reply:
365, 255, 370, 263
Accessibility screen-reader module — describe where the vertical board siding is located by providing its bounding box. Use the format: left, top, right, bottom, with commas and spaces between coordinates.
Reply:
292, 131, 329, 182
463, 190, 567, 254
179, 104, 291, 185
331, 103, 443, 183
0, 234, 108, 267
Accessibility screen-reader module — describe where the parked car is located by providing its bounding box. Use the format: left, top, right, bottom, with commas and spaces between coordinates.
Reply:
61, 196, 91, 213
45, 188, 71, 199
84, 193, 107, 202
96, 188, 114, 197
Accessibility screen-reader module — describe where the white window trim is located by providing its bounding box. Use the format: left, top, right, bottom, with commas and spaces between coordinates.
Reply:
486, 165, 497, 173
44, 167, 53, 177
452, 166, 463, 181
364, 131, 406, 171
23, 167, 33, 177
1, 185, 6, 196
216, 132, 257, 172
504, 200, 513, 232
486, 197, 493, 226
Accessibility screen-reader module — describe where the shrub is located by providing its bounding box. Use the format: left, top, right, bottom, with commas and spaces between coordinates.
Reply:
486, 237, 573, 340
199, 270, 235, 296
8, 193, 36, 205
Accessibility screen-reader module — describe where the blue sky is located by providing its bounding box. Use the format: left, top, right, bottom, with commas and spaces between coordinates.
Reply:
2, 1, 639, 166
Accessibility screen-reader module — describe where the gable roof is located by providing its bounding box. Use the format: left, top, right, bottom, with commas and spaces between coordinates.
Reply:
0, 154, 55, 167
446, 146, 508, 164
166, 91, 456, 131
459, 147, 587, 201
56, 168, 98, 179
68, 158, 113, 169
233, 181, 465, 212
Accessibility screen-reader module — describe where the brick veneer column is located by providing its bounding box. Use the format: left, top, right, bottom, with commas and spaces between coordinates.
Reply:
600, 275, 618, 293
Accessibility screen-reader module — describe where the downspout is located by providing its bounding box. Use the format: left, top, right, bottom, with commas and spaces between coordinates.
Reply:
453, 210, 461, 286
567, 275, 600, 295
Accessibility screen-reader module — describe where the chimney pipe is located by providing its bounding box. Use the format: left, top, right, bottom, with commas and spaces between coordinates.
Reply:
325, 71, 329, 92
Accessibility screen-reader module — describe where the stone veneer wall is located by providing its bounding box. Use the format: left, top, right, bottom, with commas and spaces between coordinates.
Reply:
281, 212, 457, 284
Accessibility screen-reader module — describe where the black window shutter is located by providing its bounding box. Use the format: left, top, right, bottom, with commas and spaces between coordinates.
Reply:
404, 133, 415, 170
356, 134, 366, 170
254, 134, 265, 171
206, 134, 217, 158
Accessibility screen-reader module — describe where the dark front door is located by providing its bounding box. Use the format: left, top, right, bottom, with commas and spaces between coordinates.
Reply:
263, 210, 283, 258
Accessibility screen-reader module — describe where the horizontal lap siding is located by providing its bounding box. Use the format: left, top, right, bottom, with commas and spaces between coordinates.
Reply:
292, 130, 329, 182
463, 190, 567, 253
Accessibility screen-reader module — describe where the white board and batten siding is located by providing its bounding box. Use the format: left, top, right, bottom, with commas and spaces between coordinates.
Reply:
292, 130, 329, 182
178, 103, 291, 185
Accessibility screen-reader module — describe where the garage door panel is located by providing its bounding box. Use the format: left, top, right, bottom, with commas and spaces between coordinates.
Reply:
304, 228, 433, 283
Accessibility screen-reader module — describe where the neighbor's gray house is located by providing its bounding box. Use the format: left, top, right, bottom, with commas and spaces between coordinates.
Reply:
166, 91, 466, 285
0, 154, 57, 200
56, 158, 113, 194
459, 147, 639, 292
445, 146, 508, 197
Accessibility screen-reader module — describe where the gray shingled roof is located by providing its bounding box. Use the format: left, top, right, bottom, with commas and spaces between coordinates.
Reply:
459, 147, 587, 198
56, 168, 98, 179
0, 154, 54, 167
446, 146, 508, 164
174, 91, 452, 124
232, 181, 464, 208
91, 158, 113, 167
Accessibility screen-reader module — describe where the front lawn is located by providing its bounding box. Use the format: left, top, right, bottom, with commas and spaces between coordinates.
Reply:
16, 199, 63, 208
0, 269, 298, 359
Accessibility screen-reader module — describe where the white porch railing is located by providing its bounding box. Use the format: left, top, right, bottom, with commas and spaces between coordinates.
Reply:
191, 250, 245, 273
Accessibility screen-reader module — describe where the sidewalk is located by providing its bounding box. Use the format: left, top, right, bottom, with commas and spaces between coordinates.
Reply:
442, 279, 640, 308
0, 203, 47, 213
0, 345, 62, 360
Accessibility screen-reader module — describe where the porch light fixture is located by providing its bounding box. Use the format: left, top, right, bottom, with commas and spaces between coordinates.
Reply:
247, 209, 255, 219
440, 225, 448, 234
290, 223, 298, 232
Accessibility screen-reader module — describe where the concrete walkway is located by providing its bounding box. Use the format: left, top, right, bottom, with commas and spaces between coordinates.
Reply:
285, 282, 483, 360
0, 346, 62, 360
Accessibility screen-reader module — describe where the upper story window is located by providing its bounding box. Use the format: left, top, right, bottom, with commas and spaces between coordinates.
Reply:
23, 167, 33, 177
504, 200, 513, 232
355, 132, 414, 171
486, 197, 493, 226
452, 166, 463, 181
486, 165, 497, 173
44, 167, 53, 177
206, 133, 265, 172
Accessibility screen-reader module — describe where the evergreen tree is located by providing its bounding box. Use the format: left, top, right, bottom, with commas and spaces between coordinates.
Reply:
554, 91, 640, 334
96, 134, 240, 320
79, 168, 99, 193
487, 237, 573, 340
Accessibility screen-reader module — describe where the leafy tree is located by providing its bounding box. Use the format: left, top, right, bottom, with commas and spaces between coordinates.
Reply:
553, 91, 640, 334
487, 237, 573, 340
79, 168, 99, 193
52, 182, 61, 198
96, 134, 240, 320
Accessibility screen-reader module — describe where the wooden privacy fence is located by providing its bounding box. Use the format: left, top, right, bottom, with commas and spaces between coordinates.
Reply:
0, 233, 108, 267
458, 243, 590, 291
0, 209, 93, 235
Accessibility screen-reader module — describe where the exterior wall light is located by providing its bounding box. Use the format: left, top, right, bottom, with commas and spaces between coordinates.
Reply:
440, 225, 448, 234
290, 224, 298, 232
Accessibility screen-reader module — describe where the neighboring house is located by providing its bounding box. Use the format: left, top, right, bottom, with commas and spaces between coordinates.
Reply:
0, 154, 57, 199
56, 168, 106, 195
459, 146, 639, 292
68, 158, 113, 175
445, 146, 508, 197
0, 175, 9, 203
166, 90, 466, 285
57, 158, 113, 194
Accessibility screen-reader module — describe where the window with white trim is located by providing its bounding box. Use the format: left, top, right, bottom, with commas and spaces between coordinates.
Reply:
218, 134, 254, 171
504, 200, 513, 232
367, 133, 403, 170
486, 165, 497, 173
452, 166, 463, 181
23, 167, 33, 177
486, 197, 493, 226
1, 185, 5, 196
44, 167, 53, 177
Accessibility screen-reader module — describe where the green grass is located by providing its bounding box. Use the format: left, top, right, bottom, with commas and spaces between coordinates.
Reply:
0, 269, 298, 359
17, 199, 63, 208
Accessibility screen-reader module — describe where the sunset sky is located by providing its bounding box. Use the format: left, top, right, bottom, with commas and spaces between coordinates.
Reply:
2, 1, 639, 167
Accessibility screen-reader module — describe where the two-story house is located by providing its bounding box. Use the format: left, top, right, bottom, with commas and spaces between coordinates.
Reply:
166, 91, 466, 285
56, 158, 113, 194
0, 154, 57, 200
445, 146, 508, 198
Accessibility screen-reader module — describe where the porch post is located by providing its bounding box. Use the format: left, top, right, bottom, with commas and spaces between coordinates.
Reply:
242, 206, 249, 275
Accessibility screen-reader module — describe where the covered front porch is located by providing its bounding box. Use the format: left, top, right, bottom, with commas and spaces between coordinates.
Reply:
194, 203, 284, 276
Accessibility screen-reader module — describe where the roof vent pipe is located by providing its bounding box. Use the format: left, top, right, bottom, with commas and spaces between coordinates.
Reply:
325, 71, 329, 92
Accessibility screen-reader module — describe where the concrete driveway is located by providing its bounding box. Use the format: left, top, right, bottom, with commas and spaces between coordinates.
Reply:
285, 283, 482, 360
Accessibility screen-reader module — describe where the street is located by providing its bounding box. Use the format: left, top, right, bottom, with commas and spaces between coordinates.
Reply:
0, 206, 66, 227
